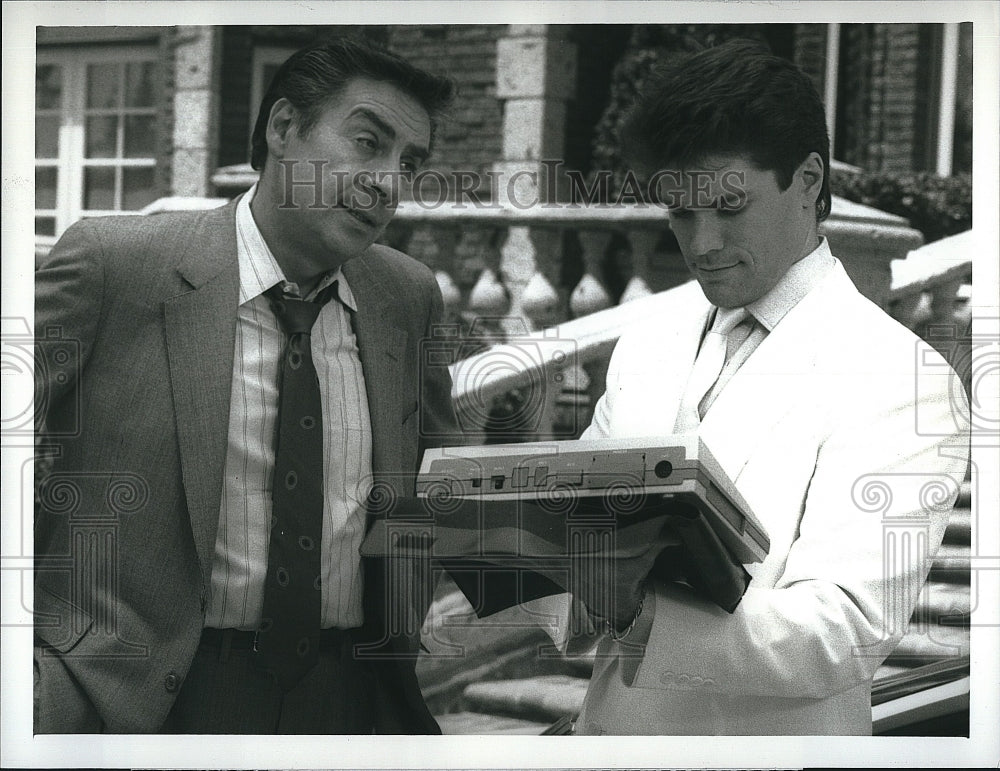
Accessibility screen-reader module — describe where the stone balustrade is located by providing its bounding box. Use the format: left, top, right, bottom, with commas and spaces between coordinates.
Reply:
145, 170, 977, 441
887, 230, 974, 394
890, 229, 973, 330
399, 195, 929, 440
388, 193, 924, 326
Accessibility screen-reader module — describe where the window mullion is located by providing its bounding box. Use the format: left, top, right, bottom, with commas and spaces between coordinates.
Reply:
62, 56, 86, 230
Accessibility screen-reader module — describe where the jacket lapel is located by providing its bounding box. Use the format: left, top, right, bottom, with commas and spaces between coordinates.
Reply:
343, 255, 408, 480
701, 262, 852, 481
610, 283, 711, 437
163, 201, 240, 592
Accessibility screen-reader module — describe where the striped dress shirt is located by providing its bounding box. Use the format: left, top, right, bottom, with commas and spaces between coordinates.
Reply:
205, 185, 372, 630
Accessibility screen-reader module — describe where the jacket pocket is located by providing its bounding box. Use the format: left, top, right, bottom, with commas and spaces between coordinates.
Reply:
34, 583, 94, 654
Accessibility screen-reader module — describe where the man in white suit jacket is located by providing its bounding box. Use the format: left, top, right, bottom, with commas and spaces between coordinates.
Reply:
569, 40, 969, 735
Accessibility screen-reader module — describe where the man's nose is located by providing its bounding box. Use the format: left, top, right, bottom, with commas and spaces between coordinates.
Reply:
363, 161, 403, 206
371, 168, 396, 204
684, 215, 724, 257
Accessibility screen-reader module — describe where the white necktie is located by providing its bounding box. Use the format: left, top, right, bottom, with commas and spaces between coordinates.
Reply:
674, 307, 749, 431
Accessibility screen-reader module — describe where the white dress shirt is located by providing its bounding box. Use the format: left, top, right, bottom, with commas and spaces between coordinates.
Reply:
695, 237, 835, 422
204, 185, 372, 630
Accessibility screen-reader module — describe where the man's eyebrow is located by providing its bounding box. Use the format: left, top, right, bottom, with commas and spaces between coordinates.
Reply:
349, 107, 429, 161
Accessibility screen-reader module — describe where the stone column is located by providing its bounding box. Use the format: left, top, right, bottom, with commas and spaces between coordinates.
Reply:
494, 25, 577, 332
171, 26, 221, 197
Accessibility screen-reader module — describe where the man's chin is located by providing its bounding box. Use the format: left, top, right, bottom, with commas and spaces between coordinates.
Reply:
326, 225, 385, 261
697, 281, 745, 309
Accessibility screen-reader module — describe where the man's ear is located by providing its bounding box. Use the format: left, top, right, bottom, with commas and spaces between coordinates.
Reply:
796, 151, 824, 210
265, 98, 298, 161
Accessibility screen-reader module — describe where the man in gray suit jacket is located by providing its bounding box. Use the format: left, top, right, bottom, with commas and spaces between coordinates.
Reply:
34, 38, 460, 734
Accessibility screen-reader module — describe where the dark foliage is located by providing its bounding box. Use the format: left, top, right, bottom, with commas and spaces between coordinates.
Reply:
830, 170, 972, 243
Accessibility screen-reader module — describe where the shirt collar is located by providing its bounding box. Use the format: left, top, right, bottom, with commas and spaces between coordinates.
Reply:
235, 183, 357, 312
744, 236, 835, 331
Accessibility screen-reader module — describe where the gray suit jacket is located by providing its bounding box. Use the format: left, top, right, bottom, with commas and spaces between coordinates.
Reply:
34, 199, 456, 733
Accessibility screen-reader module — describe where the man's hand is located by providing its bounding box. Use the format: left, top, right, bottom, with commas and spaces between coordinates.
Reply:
570, 520, 678, 631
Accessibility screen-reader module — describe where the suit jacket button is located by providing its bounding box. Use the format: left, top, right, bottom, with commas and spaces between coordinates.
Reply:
164, 672, 180, 692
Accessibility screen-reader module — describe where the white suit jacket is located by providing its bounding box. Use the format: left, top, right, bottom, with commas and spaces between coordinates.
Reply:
576, 259, 969, 735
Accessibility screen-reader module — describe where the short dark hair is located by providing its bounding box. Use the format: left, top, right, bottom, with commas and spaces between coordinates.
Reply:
250, 37, 454, 170
621, 39, 832, 221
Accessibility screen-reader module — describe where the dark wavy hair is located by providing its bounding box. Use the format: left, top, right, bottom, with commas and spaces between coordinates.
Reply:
250, 37, 454, 170
620, 39, 832, 221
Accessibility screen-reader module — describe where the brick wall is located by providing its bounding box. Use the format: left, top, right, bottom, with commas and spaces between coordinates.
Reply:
387, 25, 505, 197
880, 24, 923, 173
793, 23, 828, 97
838, 24, 874, 169
836, 23, 941, 174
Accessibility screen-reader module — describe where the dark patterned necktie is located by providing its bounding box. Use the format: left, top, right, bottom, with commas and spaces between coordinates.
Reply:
254, 282, 336, 690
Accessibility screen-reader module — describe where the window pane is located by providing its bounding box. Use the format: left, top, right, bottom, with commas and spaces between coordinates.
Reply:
86, 116, 119, 158
84, 167, 116, 210
35, 167, 58, 209
36, 115, 60, 158
87, 63, 121, 109
122, 167, 157, 210
35, 216, 56, 237
123, 115, 156, 158
124, 61, 157, 107
35, 64, 62, 109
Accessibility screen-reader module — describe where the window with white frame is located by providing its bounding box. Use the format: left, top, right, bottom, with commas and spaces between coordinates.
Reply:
35, 47, 161, 244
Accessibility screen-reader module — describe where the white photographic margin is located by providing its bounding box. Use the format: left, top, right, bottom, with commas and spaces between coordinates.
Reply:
3, 1, 998, 768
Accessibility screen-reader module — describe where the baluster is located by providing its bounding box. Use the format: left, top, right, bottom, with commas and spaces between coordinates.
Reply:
620, 228, 656, 302
500, 225, 561, 331
953, 282, 972, 329
891, 292, 924, 330
408, 225, 462, 322
520, 270, 561, 330
928, 278, 964, 327
554, 356, 591, 440
515, 269, 560, 441
498, 223, 568, 440
454, 227, 505, 323
453, 228, 489, 296
468, 268, 509, 320
569, 230, 613, 318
